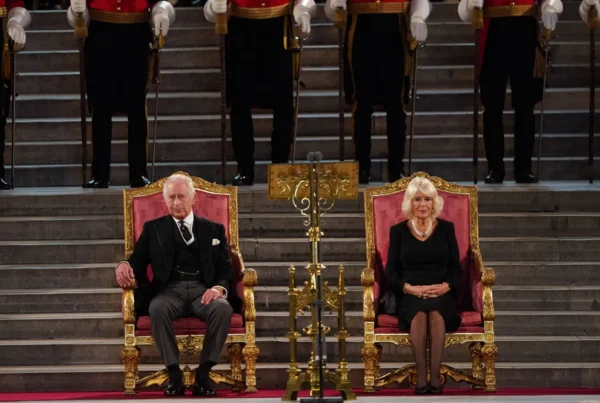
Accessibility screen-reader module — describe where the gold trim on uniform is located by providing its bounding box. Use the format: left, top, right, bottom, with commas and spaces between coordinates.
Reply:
347, 1, 409, 15
90, 9, 150, 24
483, 5, 534, 18
0, 7, 7, 18
230, 3, 290, 19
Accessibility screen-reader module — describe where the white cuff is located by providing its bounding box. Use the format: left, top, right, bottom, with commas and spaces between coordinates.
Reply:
67, 7, 90, 28
8, 7, 31, 29
212, 286, 228, 298
410, 0, 431, 21
541, 0, 563, 14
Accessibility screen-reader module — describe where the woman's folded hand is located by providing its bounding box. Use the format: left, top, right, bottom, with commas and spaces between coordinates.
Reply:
421, 283, 450, 299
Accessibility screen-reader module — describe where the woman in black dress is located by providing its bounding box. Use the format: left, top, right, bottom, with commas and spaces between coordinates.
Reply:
385, 177, 462, 394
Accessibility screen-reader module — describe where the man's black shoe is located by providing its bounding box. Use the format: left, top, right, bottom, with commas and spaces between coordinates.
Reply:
163, 383, 185, 396
192, 378, 216, 397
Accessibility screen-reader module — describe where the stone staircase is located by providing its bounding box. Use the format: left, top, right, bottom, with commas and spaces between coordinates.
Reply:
0, 183, 600, 391
2, 3, 599, 186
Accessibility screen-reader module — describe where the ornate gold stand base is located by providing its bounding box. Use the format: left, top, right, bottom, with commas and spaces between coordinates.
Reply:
281, 369, 356, 401
375, 363, 486, 389
133, 366, 246, 392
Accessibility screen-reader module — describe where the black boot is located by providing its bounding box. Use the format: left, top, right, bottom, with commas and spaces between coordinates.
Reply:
484, 170, 504, 184
514, 170, 538, 184
232, 168, 254, 186
0, 177, 10, 190
388, 169, 406, 183
130, 176, 151, 188
84, 178, 110, 188
359, 169, 370, 185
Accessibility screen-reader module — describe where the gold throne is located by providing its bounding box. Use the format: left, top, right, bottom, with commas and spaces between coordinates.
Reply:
361, 172, 497, 392
120, 173, 259, 394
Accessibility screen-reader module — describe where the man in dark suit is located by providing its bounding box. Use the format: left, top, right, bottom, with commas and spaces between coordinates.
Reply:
115, 173, 234, 396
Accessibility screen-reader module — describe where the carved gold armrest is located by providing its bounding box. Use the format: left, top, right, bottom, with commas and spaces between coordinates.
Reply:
361, 268, 375, 322
122, 286, 136, 325
242, 268, 257, 323
472, 246, 495, 322
232, 248, 246, 272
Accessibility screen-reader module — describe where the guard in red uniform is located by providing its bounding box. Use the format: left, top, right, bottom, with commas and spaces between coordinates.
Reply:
205, 0, 316, 185
325, 0, 430, 184
67, 0, 175, 188
458, 0, 562, 183
0, 0, 30, 190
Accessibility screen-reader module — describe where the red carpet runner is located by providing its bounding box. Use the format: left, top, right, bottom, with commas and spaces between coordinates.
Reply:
1, 388, 600, 401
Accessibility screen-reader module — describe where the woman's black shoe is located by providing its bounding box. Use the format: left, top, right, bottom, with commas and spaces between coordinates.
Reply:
414, 384, 430, 394
429, 384, 443, 394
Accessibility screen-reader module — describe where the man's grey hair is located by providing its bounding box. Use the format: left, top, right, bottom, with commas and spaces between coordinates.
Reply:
163, 174, 195, 200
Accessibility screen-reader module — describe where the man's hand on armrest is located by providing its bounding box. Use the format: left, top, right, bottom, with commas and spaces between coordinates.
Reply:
116, 261, 136, 288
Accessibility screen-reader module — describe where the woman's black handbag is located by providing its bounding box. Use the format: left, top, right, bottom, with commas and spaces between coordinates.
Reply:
381, 292, 396, 315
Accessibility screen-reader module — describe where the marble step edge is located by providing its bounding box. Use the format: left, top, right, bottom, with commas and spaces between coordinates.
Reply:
16, 62, 596, 76
1, 211, 599, 222
1, 362, 599, 374
0, 334, 599, 347
2, 156, 599, 171
12, 87, 600, 99
3, 108, 598, 124
1, 181, 600, 195
0, 236, 598, 245
0, 310, 598, 320
0, 236, 600, 249
0, 260, 598, 271
6, 133, 600, 147
1, 284, 600, 296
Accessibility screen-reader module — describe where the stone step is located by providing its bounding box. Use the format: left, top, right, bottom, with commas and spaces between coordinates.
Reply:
1, 285, 598, 314
5, 133, 599, 166
17, 63, 600, 95
4, 156, 599, 187
0, 362, 598, 391
0, 310, 597, 339
1, 212, 599, 241
10, 88, 600, 119
0, 236, 598, 265
1, 261, 598, 289
0, 335, 598, 367
1, 183, 599, 216
16, 42, 596, 73
4, 110, 597, 143
22, 20, 592, 52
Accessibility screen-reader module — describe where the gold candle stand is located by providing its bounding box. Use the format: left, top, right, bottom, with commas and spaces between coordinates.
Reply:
268, 156, 358, 401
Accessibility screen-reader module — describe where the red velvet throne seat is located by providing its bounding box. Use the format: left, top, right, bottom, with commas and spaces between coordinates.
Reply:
361, 172, 497, 392
120, 172, 258, 395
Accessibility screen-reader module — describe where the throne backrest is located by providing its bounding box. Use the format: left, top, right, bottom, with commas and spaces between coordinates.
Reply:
364, 172, 483, 314
123, 173, 243, 301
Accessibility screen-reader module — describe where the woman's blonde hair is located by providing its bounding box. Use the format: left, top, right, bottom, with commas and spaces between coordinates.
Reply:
401, 177, 444, 219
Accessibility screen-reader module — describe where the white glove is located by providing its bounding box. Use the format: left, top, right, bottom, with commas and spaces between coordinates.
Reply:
7, 21, 25, 49
467, 0, 483, 10
70, 0, 86, 13
541, 10, 558, 30
293, 0, 316, 35
211, 0, 227, 14
151, 1, 176, 37
580, 0, 599, 22
152, 12, 169, 36
7, 8, 31, 51
410, 18, 427, 42
329, 0, 346, 9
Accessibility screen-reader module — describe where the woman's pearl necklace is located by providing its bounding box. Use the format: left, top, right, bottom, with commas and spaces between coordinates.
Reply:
411, 218, 432, 238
